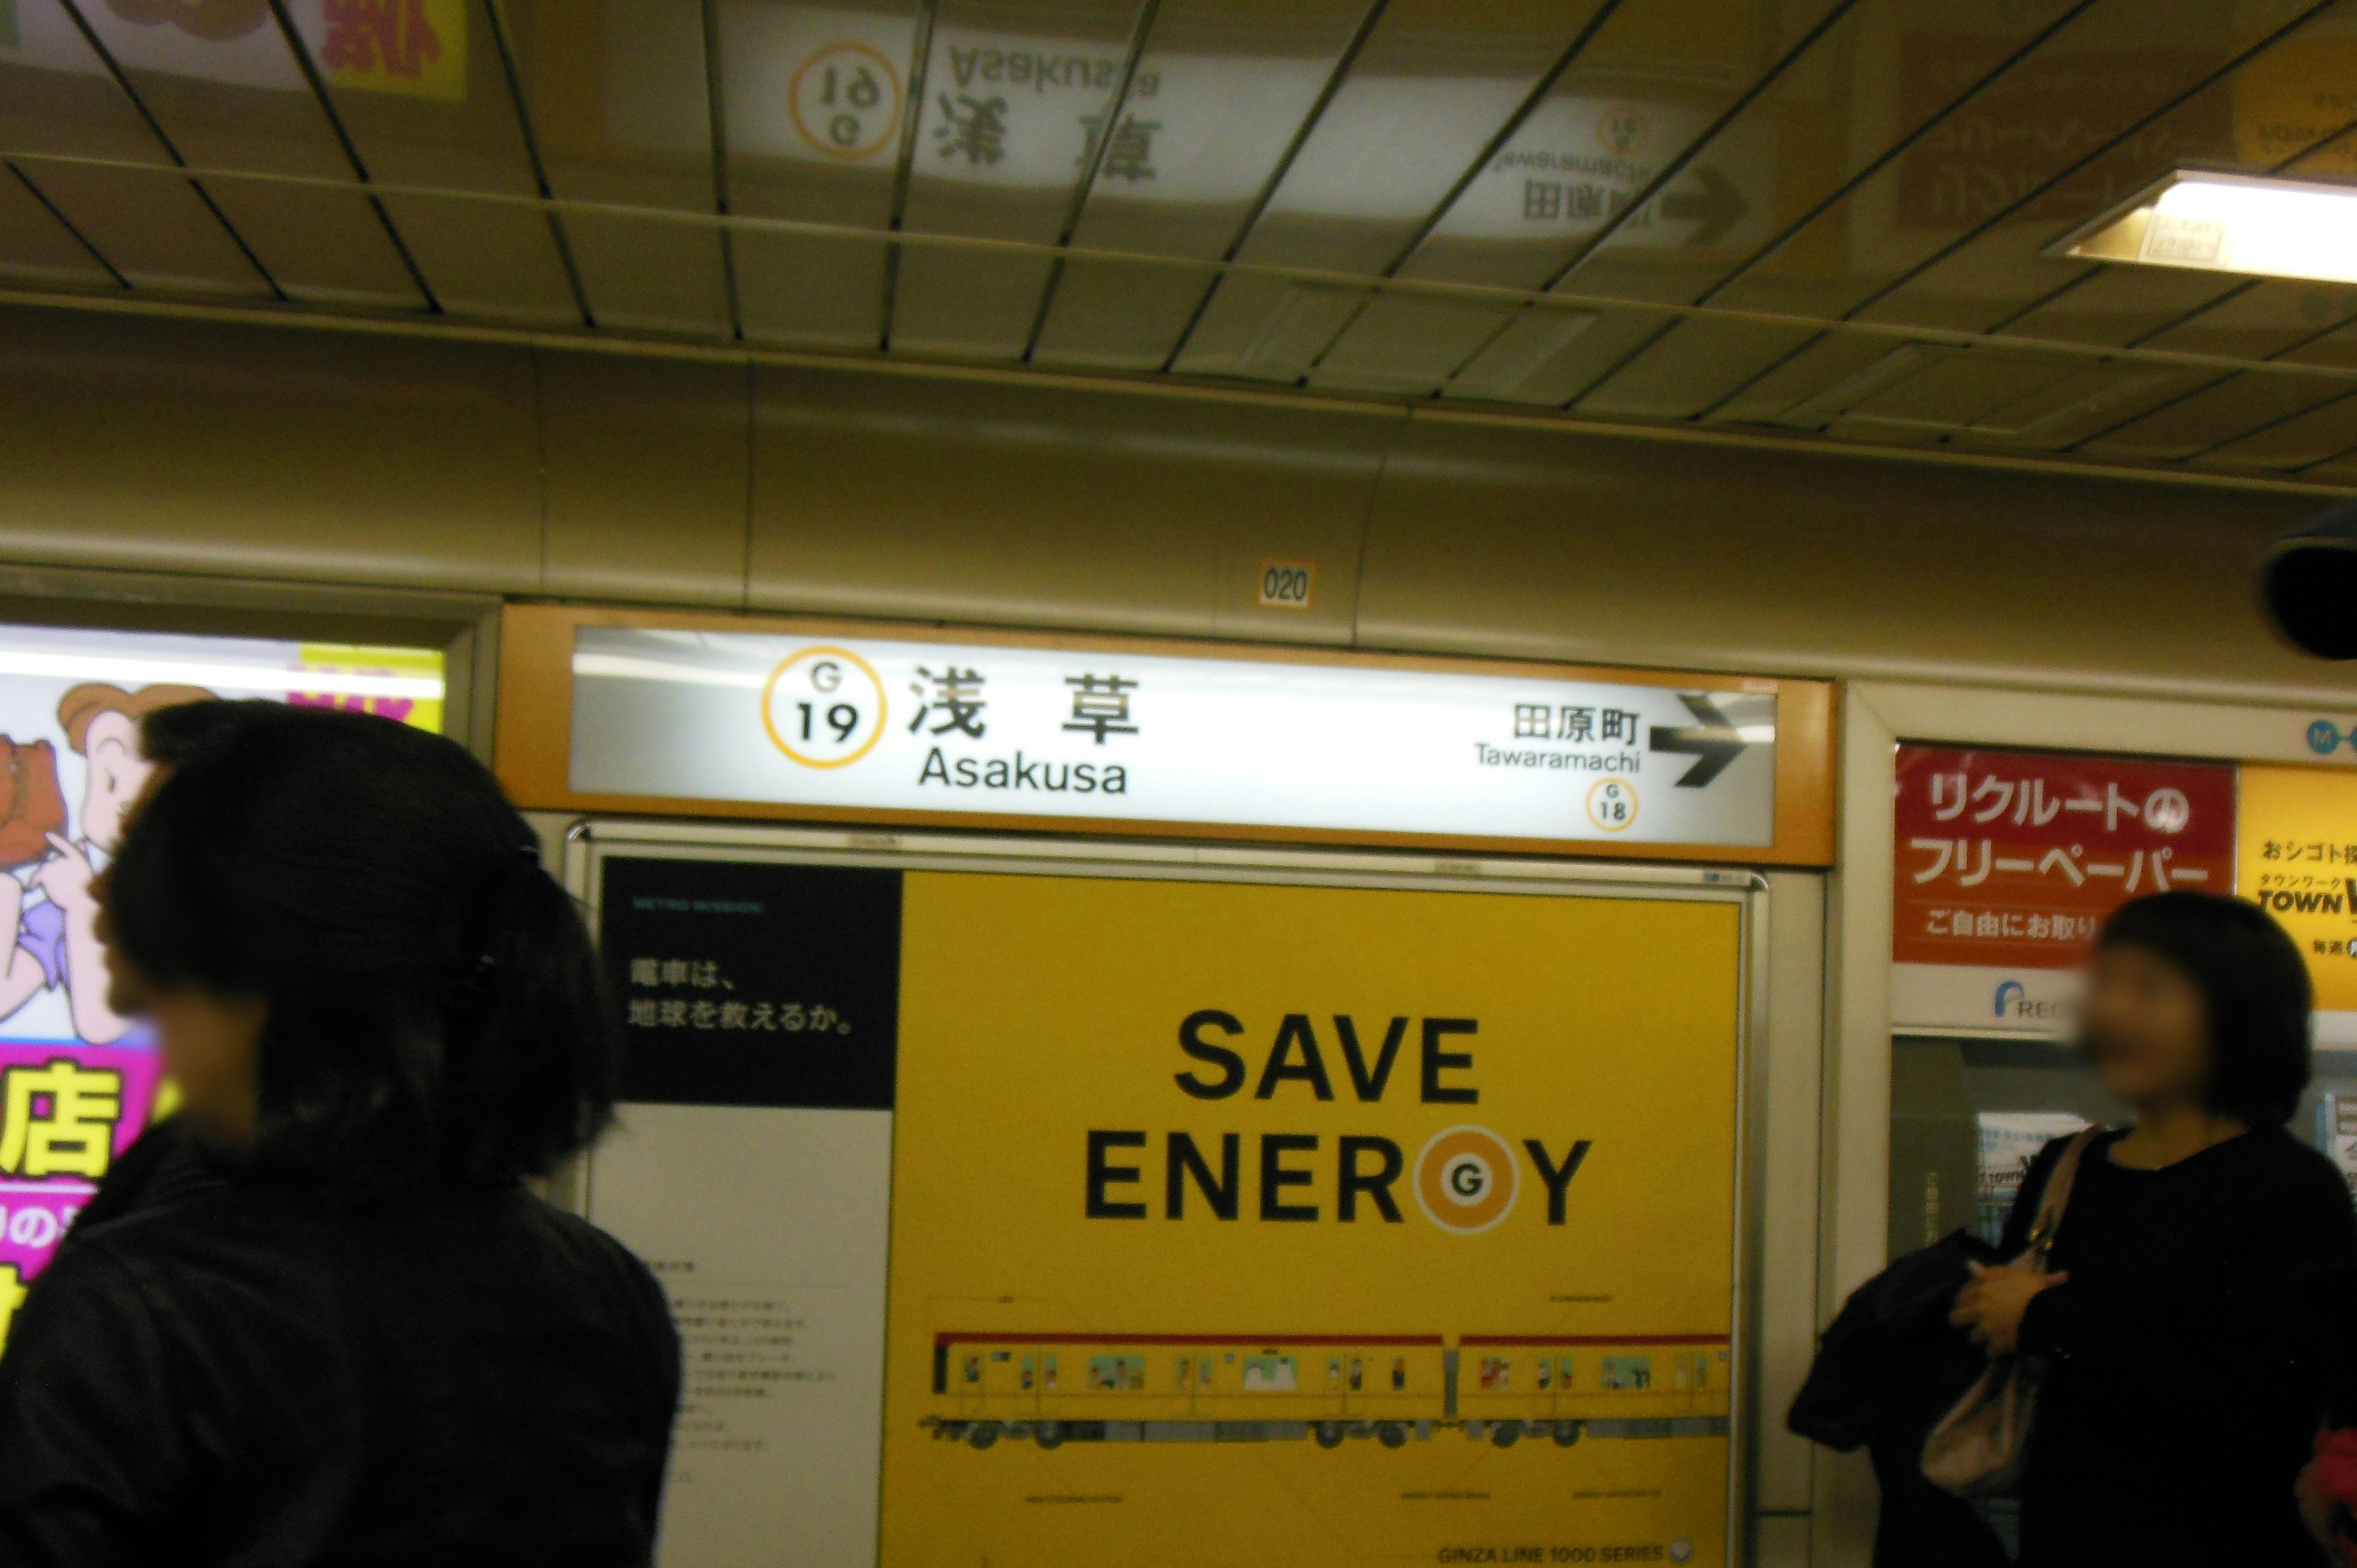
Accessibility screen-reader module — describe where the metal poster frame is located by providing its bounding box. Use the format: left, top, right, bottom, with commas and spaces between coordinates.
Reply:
563, 817, 1771, 1567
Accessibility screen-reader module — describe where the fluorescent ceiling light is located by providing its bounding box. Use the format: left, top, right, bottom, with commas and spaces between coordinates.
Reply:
2053, 168, 2357, 285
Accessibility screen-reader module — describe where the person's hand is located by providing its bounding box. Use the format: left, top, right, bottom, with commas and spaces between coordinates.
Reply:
31, 834, 93, 915
1949, 1261, 2067, 1355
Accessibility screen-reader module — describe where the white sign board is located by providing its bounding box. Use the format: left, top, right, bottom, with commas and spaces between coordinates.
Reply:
567, 627, 1781, 848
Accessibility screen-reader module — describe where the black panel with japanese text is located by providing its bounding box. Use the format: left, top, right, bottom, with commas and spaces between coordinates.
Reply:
601, 856, 900, 1109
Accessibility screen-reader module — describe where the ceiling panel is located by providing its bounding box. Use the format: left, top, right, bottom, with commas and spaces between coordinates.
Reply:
1708, 1, 2323, 330
203, 179, 425, 307
1947, 360, 2215, 450
1995, 264, 2254, 347
1697, 329, 1905, 425
1172, 277, 1370, 382
62, 0, 350, 176
1821, 344, 2110, 443
2300, 446, 2357, 484
886, 0, 1147, 358
714, 0, 911, 349
1288, 0, 1814, 397
1431, 300, 1660, 404
2194, 387, 2357, 471
560, 209, 733, 337
1441, 0, 1874, 414
11, 159, 270, 294
1441, 303, 1601, 401
373, 193, 582, 325
1552, 0, 2098, 311
1172, 0, 1607, 375
0, 0, 176, 161
1031, 0, 1381, 370
1619, 1, 2356, 444
2054, 75, 2357, 356
279, 0, 579, 321
1572, 316, 1819, 417
502, 0, 730, 335
1395, 0, 1825, 299
2142, 278, 2357, 360
2073, 368, 2348, 459
0, 0, 2351, 485
1305, 292, 1514, 391
1463, 0, 2107, 415
2275, 314, 2357, 369
56, 0, 432, 306
286, 0, 538, 193
1028, 253, 1224, 369
0, 164, 117, 288
1854, 1, 2354, 336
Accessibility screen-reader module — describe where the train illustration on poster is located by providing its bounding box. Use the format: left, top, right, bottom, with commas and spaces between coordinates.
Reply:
924, 1328, 1731, 1451
0, 625, 444, 1351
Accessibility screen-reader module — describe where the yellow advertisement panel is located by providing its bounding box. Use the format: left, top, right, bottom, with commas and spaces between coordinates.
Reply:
881, 872, 1743, 1568
2239, 763, 2357, 1011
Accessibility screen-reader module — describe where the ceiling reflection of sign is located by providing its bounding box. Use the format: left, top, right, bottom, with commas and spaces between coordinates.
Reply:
0, 0, 462, 97
549, 620, 1804, 854
1897, 36, 2224, 228
317, 0, 466, 101
1435, 98, 1775, 250
717, 2, 1774, 239
1891, 744, 2235, 1036
2235, 34, 2357, 180
788, 39, 901, 159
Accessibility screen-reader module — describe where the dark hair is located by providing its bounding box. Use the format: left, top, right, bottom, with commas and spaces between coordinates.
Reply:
104, 701, 618, 1185
2094, 890, 2312, 1127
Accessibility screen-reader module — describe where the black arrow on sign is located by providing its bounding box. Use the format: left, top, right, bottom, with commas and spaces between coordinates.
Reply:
1651, 693, 1747, 787
1660, 164, 1747, 247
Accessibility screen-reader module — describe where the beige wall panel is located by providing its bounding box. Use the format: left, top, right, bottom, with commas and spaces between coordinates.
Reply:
1754, 1512, 1811, 1568
540, 349, 750, 608
0, 306, 541, 591
749, 365, 1395, 643
1357, 414, 2357, 697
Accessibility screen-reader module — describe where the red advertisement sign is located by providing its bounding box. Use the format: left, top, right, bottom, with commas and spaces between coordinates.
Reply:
1893, 746, 2236, 970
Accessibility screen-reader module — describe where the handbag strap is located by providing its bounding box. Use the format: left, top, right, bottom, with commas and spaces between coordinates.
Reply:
2022, 1126, 2101, 1267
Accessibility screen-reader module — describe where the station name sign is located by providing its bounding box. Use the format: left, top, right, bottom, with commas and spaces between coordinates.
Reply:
500, 608, 1832, 862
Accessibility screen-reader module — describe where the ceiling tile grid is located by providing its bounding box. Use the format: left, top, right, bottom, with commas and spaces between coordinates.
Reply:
1, 0, 2355, 484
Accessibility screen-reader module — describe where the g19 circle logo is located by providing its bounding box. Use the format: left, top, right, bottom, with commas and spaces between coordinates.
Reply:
1414, 1126, 1519, 1235
762, 646, 888, 768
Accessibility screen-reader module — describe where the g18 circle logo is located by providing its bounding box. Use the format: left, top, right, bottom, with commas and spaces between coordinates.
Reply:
1414, 1126, 1519, 1235
1586, 777, 1638, 833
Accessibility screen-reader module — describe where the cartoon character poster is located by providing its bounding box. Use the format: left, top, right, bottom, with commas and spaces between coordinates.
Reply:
0, 625, 443, 1348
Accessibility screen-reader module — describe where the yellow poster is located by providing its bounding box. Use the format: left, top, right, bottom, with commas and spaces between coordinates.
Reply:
2239, 764, 2357, 1011
880, 872, 1743, 1568
294, 643, 445, 734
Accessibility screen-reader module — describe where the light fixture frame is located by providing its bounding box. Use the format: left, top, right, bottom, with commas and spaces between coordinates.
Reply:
2043, 164, 2357, 276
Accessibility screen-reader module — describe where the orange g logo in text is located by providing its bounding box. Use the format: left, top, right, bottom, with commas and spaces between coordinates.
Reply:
764, 646, 888, 769
1415, 1126, 1519, 1234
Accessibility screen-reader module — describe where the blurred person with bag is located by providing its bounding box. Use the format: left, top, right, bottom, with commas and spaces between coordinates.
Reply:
1942, 892, 2356, 1566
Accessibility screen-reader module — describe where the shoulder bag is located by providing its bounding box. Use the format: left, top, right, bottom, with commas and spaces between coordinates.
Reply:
1920, 1126, 2101, 1497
